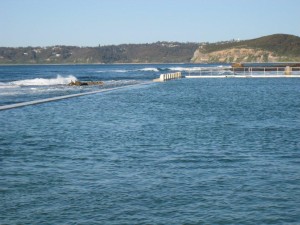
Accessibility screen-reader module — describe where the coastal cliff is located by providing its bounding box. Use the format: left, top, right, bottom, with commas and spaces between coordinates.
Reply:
0, 34, 299, 64
191, 47, 282, 63
191, 34, 300, 63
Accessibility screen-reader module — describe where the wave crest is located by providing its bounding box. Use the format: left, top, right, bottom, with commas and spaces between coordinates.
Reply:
11, 75, 77, 86
169, 66, 232, 72
138, 68, 159, 72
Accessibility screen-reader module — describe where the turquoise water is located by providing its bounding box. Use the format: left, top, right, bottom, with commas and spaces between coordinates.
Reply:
1, 65, 300, 224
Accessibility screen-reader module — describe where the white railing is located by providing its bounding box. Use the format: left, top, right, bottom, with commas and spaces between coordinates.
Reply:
154, 72, 182, 82
231, 67, 300, 76
186, 66, 300, 77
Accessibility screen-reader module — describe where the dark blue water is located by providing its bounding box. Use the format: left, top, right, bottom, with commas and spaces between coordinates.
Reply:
1, 65, 300, 224
0, 64, 228, 105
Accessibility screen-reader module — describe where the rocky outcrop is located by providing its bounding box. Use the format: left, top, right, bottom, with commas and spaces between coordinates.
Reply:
191, 48, 284, 63
68, 80, 104, 86
191, 34, 300, 63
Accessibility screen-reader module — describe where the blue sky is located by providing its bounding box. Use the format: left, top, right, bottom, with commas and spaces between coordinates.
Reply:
1, 0, 300, 47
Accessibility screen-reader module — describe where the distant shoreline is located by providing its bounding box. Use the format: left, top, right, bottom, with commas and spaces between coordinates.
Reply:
1, 34, 300, 65
0, 62, 299, 67
0, 62, 192, 66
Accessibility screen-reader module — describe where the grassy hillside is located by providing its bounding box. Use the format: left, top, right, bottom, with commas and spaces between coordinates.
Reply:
0, 42, 199, 64
201, 34, 300, 57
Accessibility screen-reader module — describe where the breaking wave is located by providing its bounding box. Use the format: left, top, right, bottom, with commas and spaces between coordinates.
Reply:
0, 82, 16, 89
138, 68, 159, 72
169, 66, 232, 72
10, 75, 77, 86
96, 66, 232, 74
97, 67, 160, 73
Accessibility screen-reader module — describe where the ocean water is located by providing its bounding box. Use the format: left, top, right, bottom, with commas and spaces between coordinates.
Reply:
0, 64, 231, 106
0, 64, 300, 224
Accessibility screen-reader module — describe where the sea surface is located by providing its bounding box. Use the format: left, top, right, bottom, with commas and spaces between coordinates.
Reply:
0, 64, 300, 224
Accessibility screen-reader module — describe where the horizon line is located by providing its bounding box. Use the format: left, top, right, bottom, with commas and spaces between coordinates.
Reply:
0, 33, 297, 48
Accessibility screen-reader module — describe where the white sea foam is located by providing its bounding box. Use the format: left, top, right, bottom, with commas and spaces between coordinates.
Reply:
169, 66, 232, 72
0, 82, 17, 89
97, 67, 160, 73
96, 69, 129, 73
10, 75, 77, 86
169, 67, 204, 71
138, 68, 159, 72
113, 70, 128, 73
95, 66, 231, 74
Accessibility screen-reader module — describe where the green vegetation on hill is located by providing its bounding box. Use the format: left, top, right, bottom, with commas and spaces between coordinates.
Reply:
0, 34, 299, 64
0, 42, 199, 64
201, 34, 300, 57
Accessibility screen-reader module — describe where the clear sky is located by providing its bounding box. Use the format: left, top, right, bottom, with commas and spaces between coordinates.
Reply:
1, 0, 300, 47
